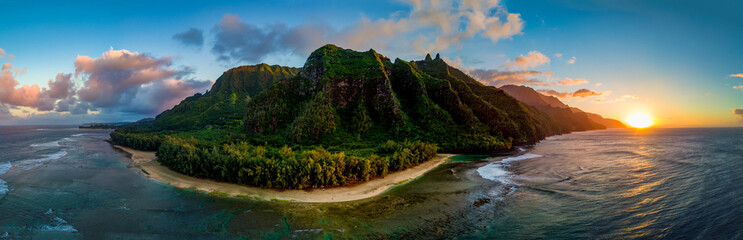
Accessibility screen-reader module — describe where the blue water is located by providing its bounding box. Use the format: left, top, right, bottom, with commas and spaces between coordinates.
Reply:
466, 128, 743, 239
0, 126, 742, 239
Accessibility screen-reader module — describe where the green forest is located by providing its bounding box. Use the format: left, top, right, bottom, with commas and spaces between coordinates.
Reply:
111, 44, 605, 189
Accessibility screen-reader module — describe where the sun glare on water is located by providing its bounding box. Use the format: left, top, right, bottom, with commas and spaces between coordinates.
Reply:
626, 113, 654, 128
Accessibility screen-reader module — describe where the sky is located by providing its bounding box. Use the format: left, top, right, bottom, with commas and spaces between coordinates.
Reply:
1, 0, 742, 127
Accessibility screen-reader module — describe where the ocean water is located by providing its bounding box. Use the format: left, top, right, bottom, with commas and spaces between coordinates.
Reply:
0, 126, 741, 239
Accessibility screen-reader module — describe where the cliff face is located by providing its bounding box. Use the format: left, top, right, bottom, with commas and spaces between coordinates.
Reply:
242, 45, 603, 153
500, 84, 624, 129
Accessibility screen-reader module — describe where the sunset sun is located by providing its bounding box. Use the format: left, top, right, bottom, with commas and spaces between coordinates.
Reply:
626, 113, 654, 128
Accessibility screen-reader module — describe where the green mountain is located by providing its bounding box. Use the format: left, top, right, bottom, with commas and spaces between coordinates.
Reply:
242, 45, 602, 153
111, 44, 611, 189
137, 64, 299, 131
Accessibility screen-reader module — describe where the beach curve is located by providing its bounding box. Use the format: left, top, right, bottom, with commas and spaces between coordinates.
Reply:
113, 145, 455, 203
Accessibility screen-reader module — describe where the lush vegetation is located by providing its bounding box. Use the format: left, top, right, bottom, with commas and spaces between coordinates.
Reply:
156, 137, 436, 189
111, 44, 605, 189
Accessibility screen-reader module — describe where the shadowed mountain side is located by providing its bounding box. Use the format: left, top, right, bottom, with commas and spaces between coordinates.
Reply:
132, 64, 299, 131
500, 84, 624, 129
570, 107, 627, 128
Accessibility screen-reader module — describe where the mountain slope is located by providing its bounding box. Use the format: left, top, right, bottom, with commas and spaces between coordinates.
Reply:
243, 45, 602, 153
111, 44, 619, 189
500, 84, 624, 129
141, 64, 299, 131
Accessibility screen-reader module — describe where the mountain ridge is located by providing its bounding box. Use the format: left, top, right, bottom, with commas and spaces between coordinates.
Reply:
500, 84, 625, 129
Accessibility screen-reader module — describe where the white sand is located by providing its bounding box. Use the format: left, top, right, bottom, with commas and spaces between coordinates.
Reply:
114, 145, 454, 203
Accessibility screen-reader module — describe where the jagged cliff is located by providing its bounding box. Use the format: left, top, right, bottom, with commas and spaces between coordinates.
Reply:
242, 45, 604, 153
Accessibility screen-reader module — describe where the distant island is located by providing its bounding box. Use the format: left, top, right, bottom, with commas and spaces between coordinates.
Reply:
111, 44, 622, 190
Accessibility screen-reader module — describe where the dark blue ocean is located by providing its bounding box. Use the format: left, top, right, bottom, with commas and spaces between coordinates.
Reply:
0, 126, 741, 239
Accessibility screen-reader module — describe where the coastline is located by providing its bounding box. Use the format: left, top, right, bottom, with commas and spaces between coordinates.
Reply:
113, 145, 455, 203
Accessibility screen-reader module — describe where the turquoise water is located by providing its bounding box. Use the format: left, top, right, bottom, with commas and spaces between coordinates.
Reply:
1, 126, 742, 239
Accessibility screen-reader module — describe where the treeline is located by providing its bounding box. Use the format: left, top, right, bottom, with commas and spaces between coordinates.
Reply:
156, 137, 437, 189
110, 131, 162, 151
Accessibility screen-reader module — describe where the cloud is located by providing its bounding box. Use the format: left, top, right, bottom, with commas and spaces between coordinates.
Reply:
616, 95, 639, 101
538, 88, 607, 98
572, 88, 606, 98
74, 48, 212, 115
211, 14, 333, 63
0, 62, 66, 111
730, 73, 743, 78
45, 73, 75, 99
567, 56, 576, 64
0, 103, 14, 120
0, 48, 5, 58
210, 0, 524, 63
553, 77, 588, 86
443, 56, 557, 87
595, 83, 602, 87
554, 53, 562, 58
734, 85, 743, 90
504, 51, 550, 70
538, 89, 571, 98
735, 109, 743, 121
442, 57, 472, 72
469, 69, 553, 87
172, 28, 204, 47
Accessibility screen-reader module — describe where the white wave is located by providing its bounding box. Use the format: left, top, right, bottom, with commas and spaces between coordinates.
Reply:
12, 151, 67, 171
0, 162, 10, 175
293, 229, 323, 234
71, 133, 88, 137
30, 140, 61, 148
30, 136, 77, 148
0, 179, 7, 195
477, 163, 513, 184
477, 153, 544, 184
501, 153, 543, 165
0, 162, 11, 195
1, 232, 8, 238
40, 209, 78, 232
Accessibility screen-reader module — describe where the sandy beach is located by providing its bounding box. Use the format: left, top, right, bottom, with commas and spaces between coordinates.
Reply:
113, 145, 454, 203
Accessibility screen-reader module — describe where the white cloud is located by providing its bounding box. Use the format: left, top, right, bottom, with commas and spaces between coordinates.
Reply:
210, 0, 525, 63
504, 50, 550, 70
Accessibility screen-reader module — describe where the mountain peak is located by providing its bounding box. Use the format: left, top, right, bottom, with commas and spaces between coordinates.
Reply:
425, 53, 432, 61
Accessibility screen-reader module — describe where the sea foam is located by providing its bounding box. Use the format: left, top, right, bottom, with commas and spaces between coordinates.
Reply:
40, 209, 78, 232
13, 151, 67, 171
30, 140, 61, 148
0, 162, 10, 176
477, 153, 543, 184
30, 137, 76, 148
0, 162, 10, 195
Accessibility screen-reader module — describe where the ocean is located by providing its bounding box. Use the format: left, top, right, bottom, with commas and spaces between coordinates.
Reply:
0, 126, 741, 239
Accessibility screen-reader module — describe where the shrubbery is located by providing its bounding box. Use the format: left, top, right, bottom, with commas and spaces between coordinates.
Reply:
155, 137, 437, 189
110, 131, 162, 151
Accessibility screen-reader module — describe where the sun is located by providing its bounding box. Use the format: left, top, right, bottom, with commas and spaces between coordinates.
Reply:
626, 113, 654, 128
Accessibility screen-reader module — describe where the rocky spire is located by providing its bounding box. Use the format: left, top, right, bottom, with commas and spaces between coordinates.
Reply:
425, 53, 432, 61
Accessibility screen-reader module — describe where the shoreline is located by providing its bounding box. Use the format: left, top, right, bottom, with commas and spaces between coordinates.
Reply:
112, 145, 455, 203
